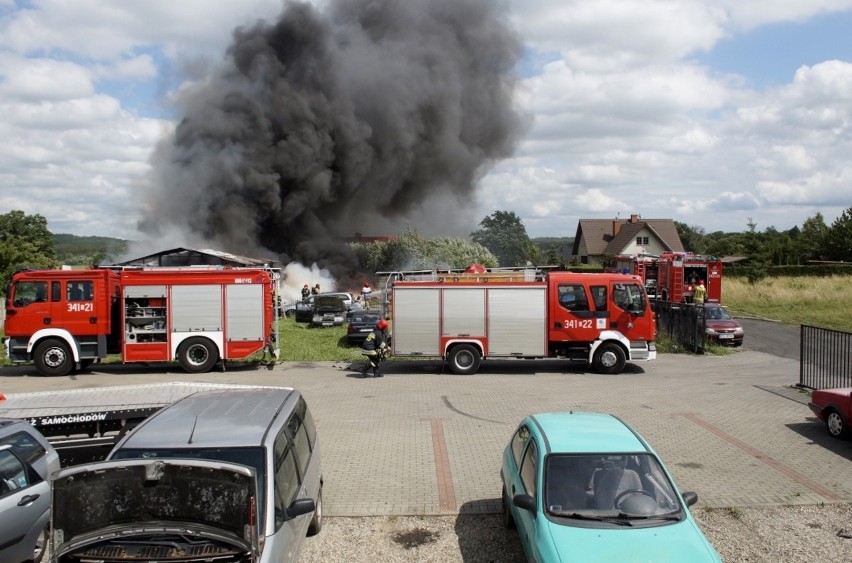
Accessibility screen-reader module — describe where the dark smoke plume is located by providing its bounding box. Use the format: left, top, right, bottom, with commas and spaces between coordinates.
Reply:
141, 0, 524, 277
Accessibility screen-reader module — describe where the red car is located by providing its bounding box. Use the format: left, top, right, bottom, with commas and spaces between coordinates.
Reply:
808, 388, 852, 439
701, 303, 744, 346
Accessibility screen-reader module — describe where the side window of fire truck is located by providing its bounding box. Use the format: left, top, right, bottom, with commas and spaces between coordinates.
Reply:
67, 281, 93, 302
557, 284, 589, 312
613, 283, 644, 311
613, 284, 630, 309
590, 286, 607, 310
13, 281, 48, 307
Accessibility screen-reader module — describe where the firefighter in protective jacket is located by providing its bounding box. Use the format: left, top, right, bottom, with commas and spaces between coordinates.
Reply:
361, 319, 389, 377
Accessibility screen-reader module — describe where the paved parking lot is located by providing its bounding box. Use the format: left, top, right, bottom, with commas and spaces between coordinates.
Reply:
1, 349, 851, 516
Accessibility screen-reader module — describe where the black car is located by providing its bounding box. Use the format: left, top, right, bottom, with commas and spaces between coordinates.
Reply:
311, 295, 347, 327
291, 292, 355, 323
293, 297, 315, 323
346, 310, 384, 345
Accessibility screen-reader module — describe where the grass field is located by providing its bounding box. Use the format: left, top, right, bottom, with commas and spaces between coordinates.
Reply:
280, 316, 366, 362
722, 275, 852, 332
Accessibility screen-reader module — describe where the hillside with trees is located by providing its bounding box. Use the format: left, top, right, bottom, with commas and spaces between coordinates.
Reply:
53, 233, 128, 267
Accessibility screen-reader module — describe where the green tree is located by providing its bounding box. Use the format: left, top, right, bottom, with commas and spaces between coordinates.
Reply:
0, 210, 57, 292
674, 222, 706, 253
349, 229, 497, 273
825, 206, 852, 261
544, 244, 561, 266
383, 228, 428, 271
349, 240, 389, 275
424, 238, 498, 269
797, 212, 829, 263
703, 231, 744, 258
524, 241, 542, 267
470, 210, 531, 267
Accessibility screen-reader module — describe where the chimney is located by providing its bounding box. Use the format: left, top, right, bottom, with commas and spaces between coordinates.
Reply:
612, 220, 621, 236
630, 214, 640, 223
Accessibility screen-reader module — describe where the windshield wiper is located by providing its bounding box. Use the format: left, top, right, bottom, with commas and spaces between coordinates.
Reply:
549, 511, 633, 526
615, 513, 681, 521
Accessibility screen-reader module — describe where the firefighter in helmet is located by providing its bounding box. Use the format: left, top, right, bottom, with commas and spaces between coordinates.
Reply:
301, 284, 310, 300
361, 319, 389, 377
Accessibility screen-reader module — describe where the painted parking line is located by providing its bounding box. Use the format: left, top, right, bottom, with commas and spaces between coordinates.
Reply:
678, 412, 840, 501
425, 417, 457, 511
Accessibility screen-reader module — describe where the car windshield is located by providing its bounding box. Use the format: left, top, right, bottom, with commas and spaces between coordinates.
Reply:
705, 306, 732, 320
111, 447, 266, 528
544, 453, 683, 523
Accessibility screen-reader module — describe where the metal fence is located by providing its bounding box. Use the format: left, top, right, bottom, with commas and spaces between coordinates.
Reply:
652, 300, 706, 353
799, 325, 852, 389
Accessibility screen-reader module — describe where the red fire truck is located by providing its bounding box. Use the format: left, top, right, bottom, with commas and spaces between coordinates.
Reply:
388, 269, 656, 375
4, 267, 280, 376
613, 255, 659, 297
656, 252, 722, 303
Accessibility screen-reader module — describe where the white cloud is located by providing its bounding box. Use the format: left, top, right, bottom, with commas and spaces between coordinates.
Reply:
94, 55, 158, 81
511, 0, 728, 63
0, 1, 284, 60
0, 55, 94, 100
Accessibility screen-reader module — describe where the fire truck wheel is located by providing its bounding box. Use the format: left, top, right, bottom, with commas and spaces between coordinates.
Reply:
178, 337, 218, 373
448, 344, 481, 375
34, 339, 74, 377
592, 343, 626, 374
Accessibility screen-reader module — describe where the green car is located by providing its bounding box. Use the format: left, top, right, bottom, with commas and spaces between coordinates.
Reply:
501, 412, 721, 562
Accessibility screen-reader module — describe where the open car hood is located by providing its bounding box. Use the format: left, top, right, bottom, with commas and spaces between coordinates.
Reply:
52, 459, 258, 558
314, 295, 345, 311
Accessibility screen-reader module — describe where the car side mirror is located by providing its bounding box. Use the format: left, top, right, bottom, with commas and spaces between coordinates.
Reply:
681, 491, 698, 507
513, 493, 536, 513
286, 497, 316, 519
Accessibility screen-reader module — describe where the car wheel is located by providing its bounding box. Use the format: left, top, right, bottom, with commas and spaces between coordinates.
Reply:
285, 309, 295, 318
501, 486, 516, 529
177, 337, 218, 373
825, 409, 848, 439
29, 524, 48, 563
592, 342, 626, 374
34, 338, 74, 377
448, 344, 481, 375
308, 484, 323, 535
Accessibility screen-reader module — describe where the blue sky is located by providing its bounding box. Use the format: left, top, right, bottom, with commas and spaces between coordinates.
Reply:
0, 0, 851, 248
693, 11, 852, 89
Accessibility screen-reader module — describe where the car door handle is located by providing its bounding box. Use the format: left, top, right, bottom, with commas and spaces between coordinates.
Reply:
43, 317, 51, 325
18, 494, 40, 506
